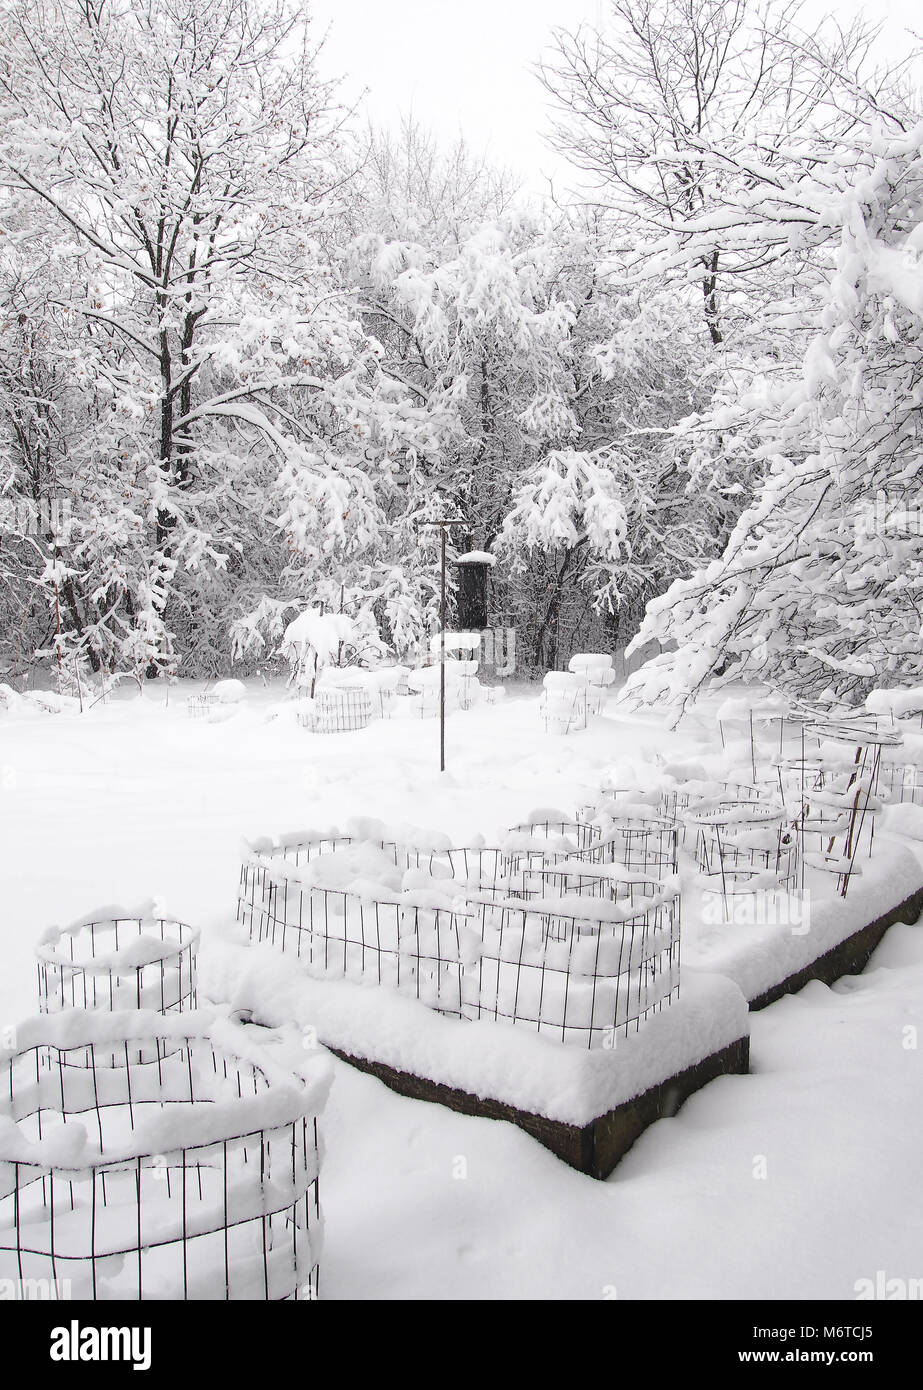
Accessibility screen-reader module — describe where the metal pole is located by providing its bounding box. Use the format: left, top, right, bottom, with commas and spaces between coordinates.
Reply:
440, 526, 446, 773
416, 516, 465, 773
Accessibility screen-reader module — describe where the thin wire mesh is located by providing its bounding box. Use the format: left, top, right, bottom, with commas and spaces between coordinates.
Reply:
876, 760, 923, 807
241, 868, 467, 1017
539, 685, 587, 733
186, 695, 218, 720
574, 811, 680, 878
0, 1020, 322, 1300
298, 687, 373, 733
37, 916, 199, 1019
461, 885, 680, 1046
237, 820, 681, 1049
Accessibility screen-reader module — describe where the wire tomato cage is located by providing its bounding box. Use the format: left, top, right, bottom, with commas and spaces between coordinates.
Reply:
37, 910, 199, 1019
0, 1011, 326, 1301
237, 816, 682, 1050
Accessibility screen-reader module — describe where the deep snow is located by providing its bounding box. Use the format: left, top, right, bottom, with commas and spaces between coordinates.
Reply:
1, 678, 921, 1298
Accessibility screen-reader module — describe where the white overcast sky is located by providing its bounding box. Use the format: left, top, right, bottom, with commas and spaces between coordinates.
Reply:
309, 0, 922, 196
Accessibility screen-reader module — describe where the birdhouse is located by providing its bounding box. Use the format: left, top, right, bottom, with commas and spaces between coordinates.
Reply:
452, 550, 495, 632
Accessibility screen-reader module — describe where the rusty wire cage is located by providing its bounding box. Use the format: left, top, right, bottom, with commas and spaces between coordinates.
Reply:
0, 1012, 325, 1300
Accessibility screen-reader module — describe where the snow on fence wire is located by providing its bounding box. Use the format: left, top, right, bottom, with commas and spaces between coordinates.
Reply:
297, 686, 373, 733
574, 806, 680, 878
36, 908, 199, 1021
780, 717, 894, 893
876, 759, 923, 807
237, 816, 682, 1049
0, 1012, 326, 1300
540, 672, 587, 733
186, 693, 218, 720
462, 880, 680, 1046
682, 799, 799, 904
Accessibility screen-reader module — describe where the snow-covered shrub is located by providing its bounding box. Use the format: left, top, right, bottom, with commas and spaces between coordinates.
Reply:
212, 679, 247, 705
282, 610, 360, 696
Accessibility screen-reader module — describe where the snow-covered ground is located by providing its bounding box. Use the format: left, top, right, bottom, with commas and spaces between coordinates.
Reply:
1, 680, 921, 1299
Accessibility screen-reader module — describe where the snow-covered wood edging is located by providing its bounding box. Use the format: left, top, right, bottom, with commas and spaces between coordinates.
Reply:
330, 1036, 750, 1181
685, 842, 923, 1007
200, 942, 749, 1179
206, 841, 923, 1179
320, 868, 923, 1176
747, 879, 923, 1011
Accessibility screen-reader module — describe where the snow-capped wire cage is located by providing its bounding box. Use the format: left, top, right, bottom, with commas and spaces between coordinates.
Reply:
0, 1012, 325, 1300
361, 667, 411, 719
652, 781, 777, 849
683, 799, 799, 901
683, 800, 795, 872
540, 673, 588, 733
297, 686, 373, 733
792, 719, 892, 892
504, 817, 599, 857
36, 911, 199, 1023
237, 820, 682, 1049
796, 777, 882, 893
462, 883, 680, 1046
240, 857, 467, 1016
576, 805, 680, 877
186, 693, 218, 719
568, 654, 616, 716
876, 759, 923, 807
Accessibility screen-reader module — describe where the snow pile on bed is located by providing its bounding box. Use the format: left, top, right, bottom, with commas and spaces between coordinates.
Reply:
201, 936, 747, 1127
683, 840, 923, 1001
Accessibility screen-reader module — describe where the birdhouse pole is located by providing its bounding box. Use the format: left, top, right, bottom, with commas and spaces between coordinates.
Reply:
418, 518, 465, 772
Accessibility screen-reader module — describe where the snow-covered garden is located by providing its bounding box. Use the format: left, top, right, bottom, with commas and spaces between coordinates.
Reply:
3, 674, 923, 1299
2, 0, 923, 1317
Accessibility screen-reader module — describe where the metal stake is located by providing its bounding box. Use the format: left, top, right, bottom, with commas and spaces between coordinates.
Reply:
417, 518, 465, 772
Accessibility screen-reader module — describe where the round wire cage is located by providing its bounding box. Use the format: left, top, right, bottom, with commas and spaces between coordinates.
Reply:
298, 686, 373, 733
684, 799, 798, 887
186, 694, 220, 720
577, 814, 680, 878
0, 1011, 326, 1301
37, 911, 199, 1020
246, 873, 468, 1017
